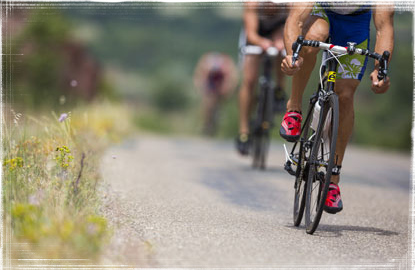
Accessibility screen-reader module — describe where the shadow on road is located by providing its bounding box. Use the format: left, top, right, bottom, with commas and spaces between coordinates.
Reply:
239, 165, 287, 175
199, 167, 290, 212
286, 224, 399, 237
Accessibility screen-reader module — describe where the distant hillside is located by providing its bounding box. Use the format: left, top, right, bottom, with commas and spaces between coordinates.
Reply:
66, 3, 243, 74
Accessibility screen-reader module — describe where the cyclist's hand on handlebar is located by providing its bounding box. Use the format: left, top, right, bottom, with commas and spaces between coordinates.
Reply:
258, 38, 273, 51
273, 39, 285, 52
281, 55, 303, 76
370, 69, 390, 94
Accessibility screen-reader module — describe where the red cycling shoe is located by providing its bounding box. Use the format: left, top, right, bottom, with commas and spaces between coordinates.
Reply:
279, 111, 302, 142
324, 183, 343, 214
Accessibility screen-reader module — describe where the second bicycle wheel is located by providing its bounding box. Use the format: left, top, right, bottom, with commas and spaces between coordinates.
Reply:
252, 131, 270, 169
305, 94, 339, 234
252, 84, 273, 170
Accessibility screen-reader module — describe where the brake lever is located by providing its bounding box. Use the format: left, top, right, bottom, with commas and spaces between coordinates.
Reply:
377, 51, 390, 82
291, 36, 304, 66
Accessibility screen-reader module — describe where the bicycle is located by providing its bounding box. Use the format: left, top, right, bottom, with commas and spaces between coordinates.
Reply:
283, 36, 390, 234
241, 45, 286, 169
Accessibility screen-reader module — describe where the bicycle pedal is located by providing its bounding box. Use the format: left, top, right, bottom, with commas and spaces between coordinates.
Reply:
284, 161, 296, 176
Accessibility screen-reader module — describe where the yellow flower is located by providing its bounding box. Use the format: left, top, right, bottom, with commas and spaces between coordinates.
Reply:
54, 146, 73, 168
3, 157, 24, 171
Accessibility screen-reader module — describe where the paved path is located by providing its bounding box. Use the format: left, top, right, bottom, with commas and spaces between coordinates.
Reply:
100, 135, 412, 268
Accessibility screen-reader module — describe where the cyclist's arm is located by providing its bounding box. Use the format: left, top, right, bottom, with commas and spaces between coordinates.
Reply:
281, 2, 313, 74
370, 4, 394, 93
283, 2, 314, 55
244, 2, 272, 49
373, 4, 394, 63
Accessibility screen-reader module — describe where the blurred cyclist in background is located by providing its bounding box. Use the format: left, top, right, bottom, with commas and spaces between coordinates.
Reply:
236, 1, 289, 155
194, 52, 238, 136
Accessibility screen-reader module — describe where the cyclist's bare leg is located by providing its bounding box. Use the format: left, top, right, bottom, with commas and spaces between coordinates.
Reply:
275, 53, 285, 90
239, 54, 261, 134
202, 91, 220, 135
331, 79, 360, 184
271, 27, 286, 90
276, 55, 285, 89
286, 16, 329, 112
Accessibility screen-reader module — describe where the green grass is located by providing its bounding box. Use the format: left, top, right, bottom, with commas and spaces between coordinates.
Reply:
3, 101, 133, 261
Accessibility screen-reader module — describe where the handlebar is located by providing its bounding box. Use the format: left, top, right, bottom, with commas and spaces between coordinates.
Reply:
291, 36, 390, 81
242, 45, 286, 57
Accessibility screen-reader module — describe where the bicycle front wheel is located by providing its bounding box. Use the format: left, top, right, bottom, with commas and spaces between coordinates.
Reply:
305, 94, 339, 234
292, 104, 314, 226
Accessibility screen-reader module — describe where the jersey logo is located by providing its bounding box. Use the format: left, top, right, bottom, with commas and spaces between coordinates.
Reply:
328, 71, 336, 82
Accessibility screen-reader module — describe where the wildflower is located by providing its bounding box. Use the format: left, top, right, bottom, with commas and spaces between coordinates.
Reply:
55, 146, 73, 168
3, 157, 24, 171
59, 113, 68, 123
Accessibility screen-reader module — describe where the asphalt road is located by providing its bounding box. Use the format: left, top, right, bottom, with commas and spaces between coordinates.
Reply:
100, 135, 412, 268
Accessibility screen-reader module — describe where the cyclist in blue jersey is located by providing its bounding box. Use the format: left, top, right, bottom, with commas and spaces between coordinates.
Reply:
280, 3, 394, 213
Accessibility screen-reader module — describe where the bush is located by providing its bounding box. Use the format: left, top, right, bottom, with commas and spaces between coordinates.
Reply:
3, 101, 133, 260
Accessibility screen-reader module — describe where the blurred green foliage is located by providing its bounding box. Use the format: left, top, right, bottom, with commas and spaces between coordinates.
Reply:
150, 68, 192, 112
134, 111, 173, 133
4, 7, 117, 109
351, 11, 413, 150
5, 9, 69, 107
11, 203, 108, 256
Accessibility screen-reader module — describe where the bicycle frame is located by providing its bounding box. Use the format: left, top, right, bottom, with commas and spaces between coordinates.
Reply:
242, 46, 281, 135
254, 54, 275, 134
285, 50, 339, 180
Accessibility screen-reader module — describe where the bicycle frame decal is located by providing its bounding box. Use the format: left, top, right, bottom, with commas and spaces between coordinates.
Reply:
328, 71, 336, 82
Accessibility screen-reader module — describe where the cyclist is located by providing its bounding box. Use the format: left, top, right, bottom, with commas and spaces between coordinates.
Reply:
193, 52, 238, 136
236, 2, 289, 155
280, 3, 394, 213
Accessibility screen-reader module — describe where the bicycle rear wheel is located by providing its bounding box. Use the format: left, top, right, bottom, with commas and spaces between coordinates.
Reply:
252, 84, 273, 170
305, 94, 339, 234
252, 132, 269, 169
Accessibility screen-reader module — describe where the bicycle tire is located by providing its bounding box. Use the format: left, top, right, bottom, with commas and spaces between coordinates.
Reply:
293, 106, 314, 226
259, 133, 270, 169
259, 89, 273, 170
252, 133, 262, 168
252, 84, 272, 170
304, 94, 339, 234
252, 131, 270, 168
